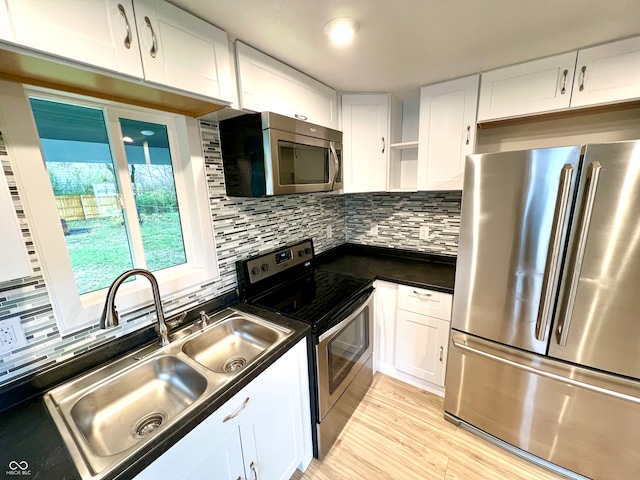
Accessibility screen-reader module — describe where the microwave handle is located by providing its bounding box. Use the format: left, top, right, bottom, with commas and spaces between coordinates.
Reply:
329, 142, 339, 189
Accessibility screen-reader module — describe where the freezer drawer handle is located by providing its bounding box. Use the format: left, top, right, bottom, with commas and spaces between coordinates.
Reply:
535, 164, 573, 341
556, 161, 601, 346
452, 335, 640, 405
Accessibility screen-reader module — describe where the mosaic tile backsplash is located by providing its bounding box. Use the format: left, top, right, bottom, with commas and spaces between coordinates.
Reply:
345, 191, 461, 256
0, 124, 344, 387
0, 121, 460, 388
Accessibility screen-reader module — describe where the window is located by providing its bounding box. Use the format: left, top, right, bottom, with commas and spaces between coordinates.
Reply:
30, 100, 190, 294
0, 83, 218, 334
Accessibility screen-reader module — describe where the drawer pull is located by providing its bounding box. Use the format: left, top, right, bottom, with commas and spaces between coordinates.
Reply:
223, 397, 249, 423
413, 290, 432, 299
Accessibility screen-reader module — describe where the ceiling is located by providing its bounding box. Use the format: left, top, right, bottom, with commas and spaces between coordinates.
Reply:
171, 0, 640, 100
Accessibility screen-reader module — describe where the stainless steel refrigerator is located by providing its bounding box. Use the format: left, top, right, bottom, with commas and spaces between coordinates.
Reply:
444, 140, 640, 480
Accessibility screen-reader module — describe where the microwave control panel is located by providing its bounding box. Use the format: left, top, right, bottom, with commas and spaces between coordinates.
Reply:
245, 240, 313, 284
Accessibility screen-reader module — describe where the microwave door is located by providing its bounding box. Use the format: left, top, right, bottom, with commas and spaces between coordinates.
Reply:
266, 130, 334, 195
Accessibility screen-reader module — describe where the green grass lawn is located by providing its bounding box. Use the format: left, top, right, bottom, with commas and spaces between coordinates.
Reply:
64, 212, 186, 294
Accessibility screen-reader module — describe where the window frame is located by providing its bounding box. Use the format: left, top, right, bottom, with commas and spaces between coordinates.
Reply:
0, 81, 219, 335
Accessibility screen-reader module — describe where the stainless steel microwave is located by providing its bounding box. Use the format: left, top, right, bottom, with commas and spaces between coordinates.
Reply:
219, 112, 342, 196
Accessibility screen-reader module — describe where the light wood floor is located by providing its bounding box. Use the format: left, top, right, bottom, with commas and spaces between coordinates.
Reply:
291, 373, 569, 480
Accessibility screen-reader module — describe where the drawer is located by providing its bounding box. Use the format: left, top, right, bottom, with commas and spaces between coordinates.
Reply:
397, 285, 452, 320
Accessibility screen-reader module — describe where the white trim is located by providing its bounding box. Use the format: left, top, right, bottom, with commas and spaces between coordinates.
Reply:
0, 80, 219, 335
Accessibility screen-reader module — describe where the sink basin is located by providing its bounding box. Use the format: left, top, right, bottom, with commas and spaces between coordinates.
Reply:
182, 315, 289, 374
70, 355, 207, 457
44, 308, 293, 480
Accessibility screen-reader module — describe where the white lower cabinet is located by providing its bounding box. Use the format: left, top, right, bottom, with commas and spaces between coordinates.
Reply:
134, 339, 311, 480
395, 311, 450, 386
374, 280, 452, 396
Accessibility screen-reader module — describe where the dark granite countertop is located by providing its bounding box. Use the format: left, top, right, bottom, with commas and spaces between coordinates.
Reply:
0, 243, 455, 480
316, 243, 456, 293
0, 298, 310, 480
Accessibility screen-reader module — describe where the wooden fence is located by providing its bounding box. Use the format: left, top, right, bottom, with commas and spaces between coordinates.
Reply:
55, 194, 120, 221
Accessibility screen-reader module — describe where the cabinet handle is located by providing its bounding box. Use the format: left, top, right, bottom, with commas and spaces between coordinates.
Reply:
223, 397, 250, 423
144, 16, 158, 58
294, 113, 308, 121
560, 69, 568, 94
579, 66, 587, 92
439, 346, 444, 362
465, 125, 471, 145
381, 137, 385, 154
413, 290, 432, 299
117, 4, 132, 49
250, 461, 258, 480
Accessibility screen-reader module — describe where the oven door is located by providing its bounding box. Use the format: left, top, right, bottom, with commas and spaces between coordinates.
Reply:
265, 128, 342, 195
316, 292, 373, 421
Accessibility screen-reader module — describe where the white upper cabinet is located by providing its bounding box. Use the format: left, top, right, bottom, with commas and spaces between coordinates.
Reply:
570, 36, 640, 108
0, 2, 14, 43
0, 0, 234, 104
133, 0, 233, 102
236, 41, 338, 129
418, 75, 479, 190
1, 0, 144, 78
341, 94, 392, 193
478, 36, 640, 122
478, 52, 576, 122
0, 159, 31, 283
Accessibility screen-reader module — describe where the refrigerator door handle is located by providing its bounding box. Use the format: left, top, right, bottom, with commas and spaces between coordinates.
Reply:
452, 334, 640, 405
556, 161, 602, 346
535, 164, 574, 341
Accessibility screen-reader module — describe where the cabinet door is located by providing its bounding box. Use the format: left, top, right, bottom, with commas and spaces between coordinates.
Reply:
133, 403, 246, 480
341, 94, 389, 193
0, 154, 31, 283
0, 2, 14, 42
570, 36, 640, 108
478, 52, 577, 122
3, 0, 143, 78
133, 0, 233, 102
236, 42, 338, 128
417, 75, 479, 191
239, 340, 308, 480
395, 311, 450, 386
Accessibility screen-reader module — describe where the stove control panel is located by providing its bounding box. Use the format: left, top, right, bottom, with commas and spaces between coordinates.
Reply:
244, 240, 314, 284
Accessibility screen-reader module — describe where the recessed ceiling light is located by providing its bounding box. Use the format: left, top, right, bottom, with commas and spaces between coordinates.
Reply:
122, 136, 134, 143
140, 130, 155, 136
324, 18, 359, 45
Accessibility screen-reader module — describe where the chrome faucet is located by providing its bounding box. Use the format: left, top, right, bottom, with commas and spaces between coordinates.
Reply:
100, 268, 170, 347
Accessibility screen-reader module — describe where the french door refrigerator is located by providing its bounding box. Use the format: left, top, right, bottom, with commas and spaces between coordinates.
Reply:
444, 140, 640, 480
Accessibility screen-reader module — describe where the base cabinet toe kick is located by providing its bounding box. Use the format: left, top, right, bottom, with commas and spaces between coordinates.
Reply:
444, 332, 640, 480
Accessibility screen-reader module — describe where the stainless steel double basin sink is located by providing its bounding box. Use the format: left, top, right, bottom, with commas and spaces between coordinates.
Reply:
44, 308, 293, 479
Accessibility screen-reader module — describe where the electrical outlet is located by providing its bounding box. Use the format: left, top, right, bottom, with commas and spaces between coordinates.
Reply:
419, 226, 430, 240
326, 225, 333, 238
370, 224, 378, 236
0, 318, 27, 354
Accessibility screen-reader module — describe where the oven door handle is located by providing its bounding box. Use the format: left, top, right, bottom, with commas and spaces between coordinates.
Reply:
318, 287, 373, 343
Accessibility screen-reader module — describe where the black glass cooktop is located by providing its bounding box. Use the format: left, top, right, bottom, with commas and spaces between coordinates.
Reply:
251, 270, 370, 329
